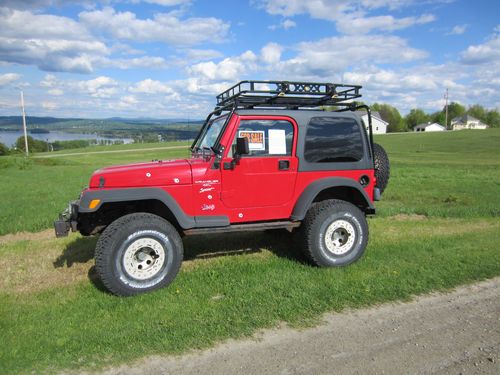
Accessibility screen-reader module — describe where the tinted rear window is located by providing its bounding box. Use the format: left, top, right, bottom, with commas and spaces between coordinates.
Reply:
304, 117, 363, 163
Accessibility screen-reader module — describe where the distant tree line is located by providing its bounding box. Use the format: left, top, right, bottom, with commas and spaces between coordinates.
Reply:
0, 136, 125, 156
0, 104, 498, 156
372, 103, 499, 132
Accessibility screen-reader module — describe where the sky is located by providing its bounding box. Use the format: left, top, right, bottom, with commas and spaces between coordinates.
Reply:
0, 0, 498, 119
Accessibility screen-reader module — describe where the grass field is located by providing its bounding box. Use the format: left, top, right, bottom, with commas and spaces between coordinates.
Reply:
0, 141, 191, 235
1, 129, 499, 374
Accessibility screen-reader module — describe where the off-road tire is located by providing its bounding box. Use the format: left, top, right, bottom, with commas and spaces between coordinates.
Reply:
373, 143, 390, 194
95, 213, 183, 296
301, 199, 368, 267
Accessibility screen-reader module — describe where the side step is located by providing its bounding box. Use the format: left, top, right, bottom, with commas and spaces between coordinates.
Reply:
183, 220, 301, 236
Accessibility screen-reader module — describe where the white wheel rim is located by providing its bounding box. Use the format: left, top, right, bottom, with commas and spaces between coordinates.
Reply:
123, 237, 166, 280
324, 219, 356, 255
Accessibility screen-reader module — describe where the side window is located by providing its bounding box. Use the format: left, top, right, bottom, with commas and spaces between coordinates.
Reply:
304, 117, 363, 163
232, 120, 294, 157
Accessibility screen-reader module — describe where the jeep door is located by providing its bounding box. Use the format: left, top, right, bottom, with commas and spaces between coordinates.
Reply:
220, 116, 298, 208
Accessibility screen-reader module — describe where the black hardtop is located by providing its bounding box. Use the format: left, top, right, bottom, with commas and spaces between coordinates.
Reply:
235, 109, 372, 172
235, 108, 363, 129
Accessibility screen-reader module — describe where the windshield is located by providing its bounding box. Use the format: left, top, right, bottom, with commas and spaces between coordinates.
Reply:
194, 116, 227, 151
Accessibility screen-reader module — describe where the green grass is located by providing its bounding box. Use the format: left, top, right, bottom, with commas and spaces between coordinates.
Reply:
1, 129, 500, 374
1, 218, 499, 374
0, 141, 190, 235
375, 129, 500, 218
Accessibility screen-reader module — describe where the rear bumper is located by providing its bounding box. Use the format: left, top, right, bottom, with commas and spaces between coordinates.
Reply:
54, 201, 79, 237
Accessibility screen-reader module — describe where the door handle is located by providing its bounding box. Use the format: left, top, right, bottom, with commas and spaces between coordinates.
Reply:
278, 160, 290, 170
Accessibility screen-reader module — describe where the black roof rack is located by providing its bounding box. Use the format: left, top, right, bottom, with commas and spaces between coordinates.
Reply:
216, 80, 362, 110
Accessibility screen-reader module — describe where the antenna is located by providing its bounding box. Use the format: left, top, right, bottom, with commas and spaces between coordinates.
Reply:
444, 88, 449, 130
20, 91, 29, 156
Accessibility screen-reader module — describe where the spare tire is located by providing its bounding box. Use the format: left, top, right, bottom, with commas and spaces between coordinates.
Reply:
373, 143, 390, 194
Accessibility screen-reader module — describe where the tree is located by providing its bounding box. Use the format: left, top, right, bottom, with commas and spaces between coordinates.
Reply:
467, 104, 488, 124
15, 136, 48, 153
431, 110, 445, 126
445, 102, 466, 128
0, 142, 9, 156
486, 109, 500, 128
371, 103, 405, 132
404, 108, 430, 129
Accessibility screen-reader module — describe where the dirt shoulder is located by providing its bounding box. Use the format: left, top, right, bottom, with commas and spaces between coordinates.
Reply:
80, 277, 500, 375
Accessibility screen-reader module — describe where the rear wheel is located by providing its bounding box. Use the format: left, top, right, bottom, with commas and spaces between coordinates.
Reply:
373, 143, 390, 194
95, 213, 183, 296
301, 199, 368, 267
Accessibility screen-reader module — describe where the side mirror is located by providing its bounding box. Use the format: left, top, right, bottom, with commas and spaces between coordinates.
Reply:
224, 137, 250, 170
235, 137, 250, 156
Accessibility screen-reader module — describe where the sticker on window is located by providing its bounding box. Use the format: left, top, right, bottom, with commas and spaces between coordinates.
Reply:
238, 130, 265, 151
268, 129, 287, 154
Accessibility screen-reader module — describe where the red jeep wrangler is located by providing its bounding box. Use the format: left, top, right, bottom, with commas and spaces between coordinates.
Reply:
55, 81, 389, 296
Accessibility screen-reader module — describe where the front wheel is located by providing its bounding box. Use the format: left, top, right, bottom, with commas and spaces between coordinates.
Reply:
301, 199, 368, 267
95, 213, 183, 296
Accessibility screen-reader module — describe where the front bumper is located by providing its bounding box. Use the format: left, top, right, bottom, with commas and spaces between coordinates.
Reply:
54, 201, 79, 237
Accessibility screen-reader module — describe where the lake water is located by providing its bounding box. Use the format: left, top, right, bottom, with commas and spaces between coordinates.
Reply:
0, 130, 134, 147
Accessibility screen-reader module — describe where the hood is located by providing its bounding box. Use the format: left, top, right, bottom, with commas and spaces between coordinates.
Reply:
89, 159, 192, 188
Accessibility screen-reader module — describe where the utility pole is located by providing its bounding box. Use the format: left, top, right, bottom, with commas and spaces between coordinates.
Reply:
20, 91, 29, 156
444, 88, 449, 130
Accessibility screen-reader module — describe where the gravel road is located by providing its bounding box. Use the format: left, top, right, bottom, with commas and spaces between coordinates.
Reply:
84, 278, 500, 375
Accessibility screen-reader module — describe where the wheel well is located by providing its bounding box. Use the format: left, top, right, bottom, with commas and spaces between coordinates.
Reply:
78, 199, 180, 235
312, 186, 371, 212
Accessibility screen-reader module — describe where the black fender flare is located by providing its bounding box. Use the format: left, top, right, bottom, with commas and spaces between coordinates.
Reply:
77, 187, 224, 230
290, 177, 374, 221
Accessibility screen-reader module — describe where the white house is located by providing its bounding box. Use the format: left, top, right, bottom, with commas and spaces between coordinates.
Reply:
414, 122, 446, 132
451, 115, 488, 130
357, 111, 388, 134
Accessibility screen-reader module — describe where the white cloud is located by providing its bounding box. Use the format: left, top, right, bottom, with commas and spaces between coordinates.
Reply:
110, 42, 144, 56
48, 88, 64, 96
140, 0, 191, 5
269, 19, 297, 30
77, 76, 118, 98
343, 68, 439, 92
102, 56, 169, 69
337, 13, 435, 34
184, 49, 223, 61
261, 43, 283, 65
118, 95, 138, 106
0, 73, 21, 86
269, 35, 427, 79
259, 0, 349, 19
0, 7, 90, 40
0, 8, 108, 73
187, 51, 257, 81
41, 101, 58, 110
447, 24, 468, 35
259, 0, 436, 34
129, 79, 174, 94
0, 1, 98, 10
79, 7, 230, 46
460, 35, 500, 65
40, 74, 57, 88
0, 7, 177, 73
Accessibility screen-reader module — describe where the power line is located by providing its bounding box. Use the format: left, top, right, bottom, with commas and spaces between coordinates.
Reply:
444, 88, 449, 130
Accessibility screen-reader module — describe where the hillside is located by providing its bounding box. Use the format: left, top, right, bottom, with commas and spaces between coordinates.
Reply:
0, 116, 204, 141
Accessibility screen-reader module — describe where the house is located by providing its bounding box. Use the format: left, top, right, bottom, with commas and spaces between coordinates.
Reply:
414, 122, 446, 132
451, 115, 488, 130
357, 111, 388, 134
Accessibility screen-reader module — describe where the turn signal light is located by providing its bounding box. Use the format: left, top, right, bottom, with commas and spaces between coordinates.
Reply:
89, 199, 101, 209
